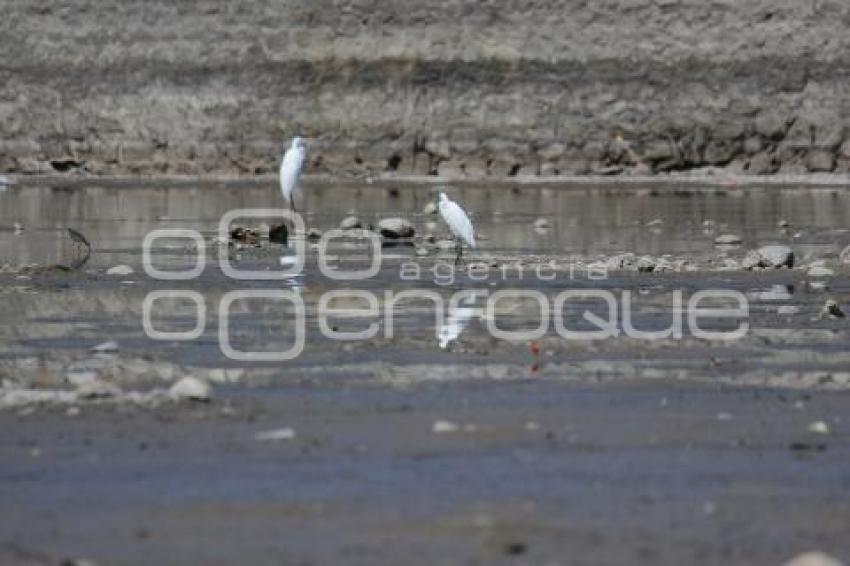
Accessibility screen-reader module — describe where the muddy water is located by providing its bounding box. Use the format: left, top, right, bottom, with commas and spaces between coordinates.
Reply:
1, 180, 850, 380
2, 180, 850, 565
2, 181, 850, 266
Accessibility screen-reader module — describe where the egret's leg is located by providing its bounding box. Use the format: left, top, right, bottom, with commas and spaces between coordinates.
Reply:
454, 242, 463, 266
291, 200, 298, 216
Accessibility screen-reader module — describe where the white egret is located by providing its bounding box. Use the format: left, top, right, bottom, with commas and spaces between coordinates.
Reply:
438, 192, 475, 264
280, 136, 307, 214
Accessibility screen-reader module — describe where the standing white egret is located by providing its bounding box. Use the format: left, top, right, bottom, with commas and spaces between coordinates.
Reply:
280, 136, 307, 214
438, 192, 475, 264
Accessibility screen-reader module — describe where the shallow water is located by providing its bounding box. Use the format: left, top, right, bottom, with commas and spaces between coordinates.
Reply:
1, 180, 849, 382
3, 180, 850, 565
2, 181, 850, 267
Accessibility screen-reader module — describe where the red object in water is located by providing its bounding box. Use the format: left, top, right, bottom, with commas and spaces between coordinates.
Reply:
529, 341, 540, 355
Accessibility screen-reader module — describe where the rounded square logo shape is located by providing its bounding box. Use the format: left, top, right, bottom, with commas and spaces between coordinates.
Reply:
142, 290, 206, 340
219, 289, 305, 362
143, 229, 206, 280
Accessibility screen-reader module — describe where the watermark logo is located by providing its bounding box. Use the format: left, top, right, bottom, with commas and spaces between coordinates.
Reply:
142, 209, 750, 361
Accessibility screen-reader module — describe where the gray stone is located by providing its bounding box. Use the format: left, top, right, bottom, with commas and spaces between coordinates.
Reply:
636, 256, 657, 273
378, 217, 415, 239
742, 245, 794, 269
714, 234, 742, 245
806, 150, 836, 173
169, 377, 212, 402
339, 216, 362, 230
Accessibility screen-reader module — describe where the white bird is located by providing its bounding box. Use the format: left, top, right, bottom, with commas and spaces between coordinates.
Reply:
279, 136, 307, 214
438, 192, 475, 264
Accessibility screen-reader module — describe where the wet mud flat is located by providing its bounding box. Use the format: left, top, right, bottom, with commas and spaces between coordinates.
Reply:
1, 180, 850, 564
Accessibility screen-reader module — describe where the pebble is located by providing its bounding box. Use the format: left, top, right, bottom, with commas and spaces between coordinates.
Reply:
432, 419, 460, 433
742, 245, 794, 269
423, 201, 438, 215
714, 234, 742, 245
255, 427, 296, 441
636, 255, 657, 273
783, 551, 845, 566
339, 216, 362, 230
106, 265, 134, 276
534, 218, 551, 233
378, 217, 415, 239
168, 377, 212, 402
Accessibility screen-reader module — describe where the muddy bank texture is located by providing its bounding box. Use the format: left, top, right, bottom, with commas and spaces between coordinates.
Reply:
2, 0, 850, 178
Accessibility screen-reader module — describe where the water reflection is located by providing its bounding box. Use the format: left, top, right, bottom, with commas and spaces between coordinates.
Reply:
438, 291, 481, 349
2, 182, 850, 267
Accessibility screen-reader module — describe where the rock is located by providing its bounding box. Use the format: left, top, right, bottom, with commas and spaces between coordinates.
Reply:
269, 223, 288, 245
106, 265, 134, 276
339, 216, 362, 230
306, 228, 322, 242
807, 421, 830, 435
435, 239, 456, 251
534, 218, 551, 232
714, 234, 742, 245
91, 340, 119, 353
806, 150, 836, 173
432, 419, 460, 433
415, 247, 429, 257
423, 201, 438, 215
821, 300, 845, 319
168, 377, 212, 402
783, 551, 845, 566
742, 245, 794, 269
378, 217, 415, 239
255, 427, 296, 441
747, 152, 779, 175
636, 256, 657, 273
777, 305, 799, 315
808, 265, 834, 277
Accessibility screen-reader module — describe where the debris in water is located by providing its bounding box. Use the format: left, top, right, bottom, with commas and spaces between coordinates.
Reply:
714, 234, 742, 245
432, 419, 460, 433
106, 265, 134, 276
807, 421, 830, 435
783, 551, 845, 566
255, 427, 297, 441
91, 340, 119, 353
